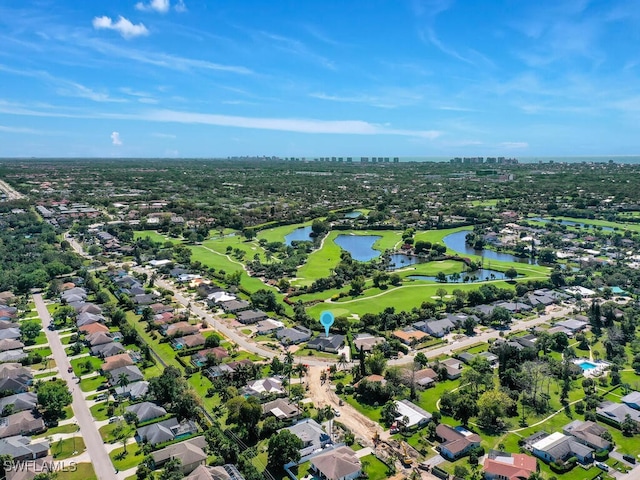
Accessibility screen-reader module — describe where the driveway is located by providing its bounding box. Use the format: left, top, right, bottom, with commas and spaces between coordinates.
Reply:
34, 294, 117, 480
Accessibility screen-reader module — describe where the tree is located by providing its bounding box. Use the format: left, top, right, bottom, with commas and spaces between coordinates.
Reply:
20, 320, 42, 343
454, 465, 469, 479
505, 268, 518, 280
365, 352, 387, 375
159, 458, 183, 480
311, 219, 329, 236
389, 273, 401, 286
117, 373, 130, 390
477, 390, 514, 430
414, 352, 429, 368
37, 379, 72, 423
621, 414, 636, 436
267, 430, 302, 469
350, 276, 365, 296
380, 401, 399, 426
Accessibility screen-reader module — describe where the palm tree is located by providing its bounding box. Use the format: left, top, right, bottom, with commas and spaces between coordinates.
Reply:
337, 353, 348, 371
117, 373, 130, 390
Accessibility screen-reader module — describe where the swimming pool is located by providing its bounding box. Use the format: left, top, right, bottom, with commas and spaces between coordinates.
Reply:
578, 361, 597, 371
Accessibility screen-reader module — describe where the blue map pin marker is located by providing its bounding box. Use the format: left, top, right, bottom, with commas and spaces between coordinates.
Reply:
320, 311, 334, 337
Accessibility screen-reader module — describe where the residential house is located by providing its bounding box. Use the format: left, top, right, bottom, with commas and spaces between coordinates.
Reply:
393, 399, 432, 431
438, 358, 463, 380
151, 436, 208, 474
0, 392, 38, 415
191, 347, 228, 367
0, 339, 24, 352
528, 431, 593, 464
0, 350, 27, 363
354, 375, 386, 388
0, 436, 49, 461
0, 321, 18, 331
150, 303, 174, 315
0, 411, 46, 439
136, 418, 198, 446
236, 309, 268, 325
597, 401, 640, 427
262, 398, 301, 421
219, 299, 250, 313
115, 381, 149, 400
436, 424, 481, 460
483, 452, 537, 480
76, 312, 105, 328
562, 420, 611, 451
310, 445, 361, 480
514, 334, 537, 349
255, 319, 284, 335
107, 365, 144, 385
621, 391, 640, 410
85, 332, 114, 347
133, 294, 157, 307
415, 318, 455, 338
205, 360, 252, 380
185, 464, 246, 480
0, 364, 32, 393
206, 291, 236, 306
276, 326, 311, 345
162, 322, 199, 337
173, 334, 206, 350
92, 341, 126, 358
75, 303, 102, 315
392, 328, 428, 345
555, 319, 588, 334
61, 287, 87, 303
102, 353, 135, 373
0, 329, 21, 341
78, 323, 109, 335
126, 402, 167, 423
284, 418, 331, 456
353, 333, 385, 352
307, 334, 345, 353
243, 377, 285, 397
415, 368, 438, 388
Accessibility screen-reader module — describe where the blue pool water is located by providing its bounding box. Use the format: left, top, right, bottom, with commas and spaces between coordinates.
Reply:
578, 361, 597, 371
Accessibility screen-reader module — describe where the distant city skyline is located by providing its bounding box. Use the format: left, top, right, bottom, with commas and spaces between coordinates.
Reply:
1, 0, 640, 158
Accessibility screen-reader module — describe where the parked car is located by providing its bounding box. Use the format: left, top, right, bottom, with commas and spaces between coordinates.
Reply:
108, 416, 122, 424
67, 367, 73, 373
595, 462, 609, 472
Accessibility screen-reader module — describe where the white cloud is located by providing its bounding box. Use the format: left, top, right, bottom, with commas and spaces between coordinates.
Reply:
111, 131, 122, 145
500, 141, 528, 149
92, 16, 149, 39
174, 0, 187, 13
135, 0, 170, 13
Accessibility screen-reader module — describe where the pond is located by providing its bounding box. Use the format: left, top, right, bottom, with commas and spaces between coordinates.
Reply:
408, 268, 512, 282
284, 226, 313, 246
530, 217, 614, 232
387, 253, 424, 270
443, 231, 538, 265
344, 211, 363, 218
334, 234, 382, 261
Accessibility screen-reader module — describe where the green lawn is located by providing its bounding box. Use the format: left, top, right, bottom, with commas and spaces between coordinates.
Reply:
133, 230, 177, 243
57, 463, 97, 480
99, 422, 136, 443
34, 423, 79, 437
257, 221, 311, 243
90, 401, 113, 421
51, 437, 86, 460
78, 374, 107, 392
71, 356, 103, 376
342, 394, 382, 422
360, 454, 390, 480
109, 445, 146, 471
296, 230, 403, 283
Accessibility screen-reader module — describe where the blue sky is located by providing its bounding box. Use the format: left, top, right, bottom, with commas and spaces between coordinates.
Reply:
1, 0, 640, 158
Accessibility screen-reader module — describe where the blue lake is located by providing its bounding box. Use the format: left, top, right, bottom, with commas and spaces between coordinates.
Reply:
344, 211, 363, 218
387, 253, 423, 270
284, 226, 313, 246
443, 231, 538, 265
530, 217, 614, 232
334, 234, 382, 261
408, 268, 511, 282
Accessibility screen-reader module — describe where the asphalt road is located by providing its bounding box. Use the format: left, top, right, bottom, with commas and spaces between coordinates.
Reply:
34, 293, 117, 480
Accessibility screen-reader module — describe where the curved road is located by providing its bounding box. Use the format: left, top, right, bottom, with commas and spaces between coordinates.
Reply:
34, 294, 117, 480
